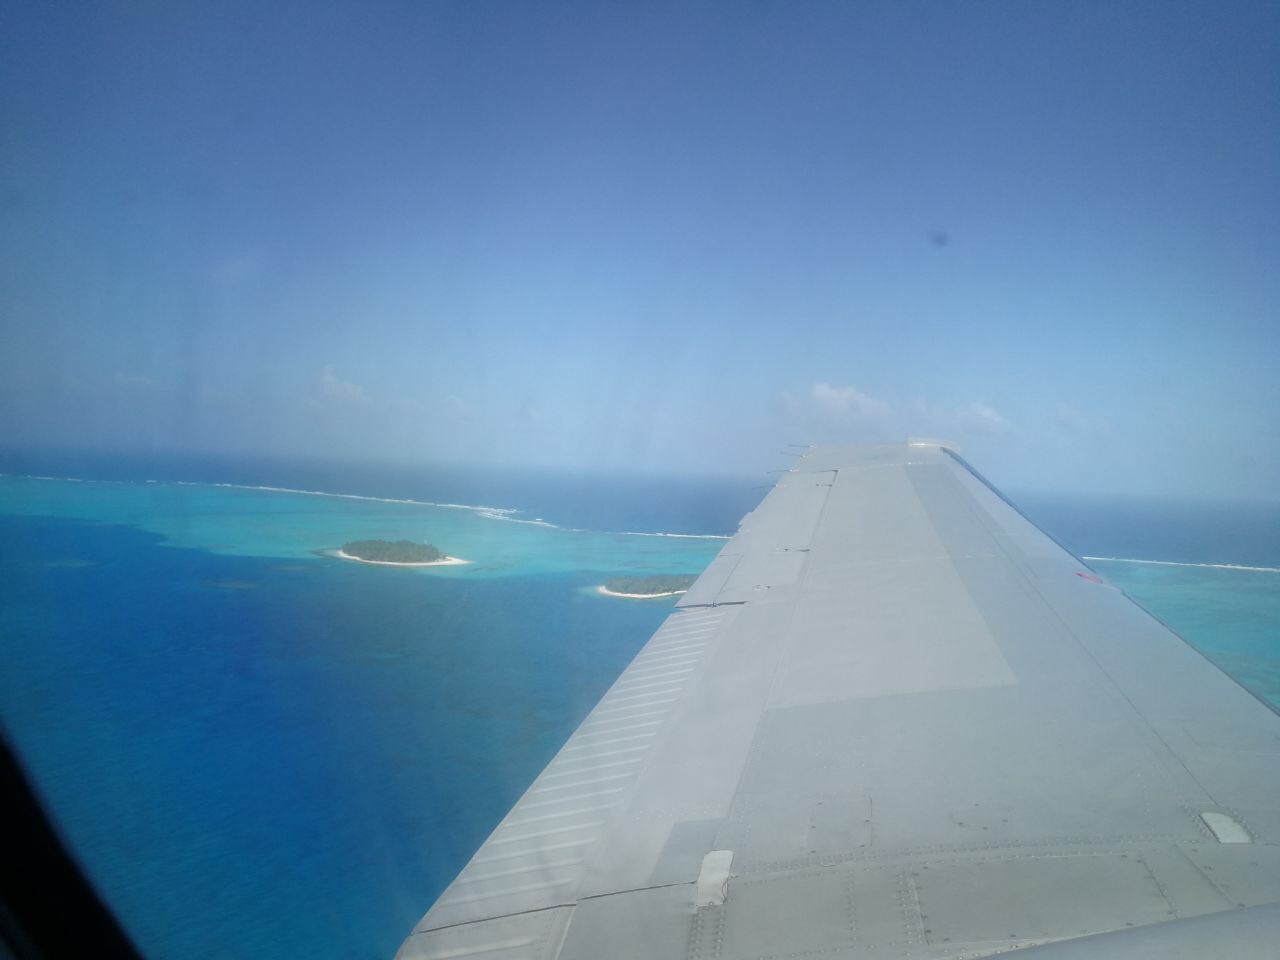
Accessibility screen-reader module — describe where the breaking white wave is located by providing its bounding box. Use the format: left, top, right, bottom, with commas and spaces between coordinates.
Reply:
476, 508, 558, 528
18, 473, 731, 539
172, 480, 527, 517
1085, 556, 1280, 574
593, 529, 731, 540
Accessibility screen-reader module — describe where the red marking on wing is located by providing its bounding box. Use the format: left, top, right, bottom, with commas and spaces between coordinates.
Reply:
1074, 571, 1104, 584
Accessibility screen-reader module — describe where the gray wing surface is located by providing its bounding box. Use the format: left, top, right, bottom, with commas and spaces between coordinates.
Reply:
398, 442, 1280, 959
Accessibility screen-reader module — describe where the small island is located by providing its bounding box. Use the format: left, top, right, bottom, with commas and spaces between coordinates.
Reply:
599, 574, 697, 599
336, 540, 469, 567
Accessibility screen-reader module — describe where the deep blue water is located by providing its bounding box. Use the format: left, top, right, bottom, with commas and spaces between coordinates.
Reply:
1015, 491, 1280, 570
0, 452, 1277, 959
0, 507, 676, 958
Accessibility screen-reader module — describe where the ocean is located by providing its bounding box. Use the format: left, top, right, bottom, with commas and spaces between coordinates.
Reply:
0, 451, 1277, 959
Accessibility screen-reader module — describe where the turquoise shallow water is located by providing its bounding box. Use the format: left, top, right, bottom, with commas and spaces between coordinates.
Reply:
0, 469, 1277, 959
1090, 559, 1280, 709
0, 475, 723, 577
0, 474, 723, 959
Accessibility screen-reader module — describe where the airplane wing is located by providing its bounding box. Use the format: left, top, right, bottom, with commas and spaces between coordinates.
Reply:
397, 442, 1280, 959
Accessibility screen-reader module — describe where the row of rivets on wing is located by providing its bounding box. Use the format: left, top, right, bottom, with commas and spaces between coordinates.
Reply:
398, 904, 574, 960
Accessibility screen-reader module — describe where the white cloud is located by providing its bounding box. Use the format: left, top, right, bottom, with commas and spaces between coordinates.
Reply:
1053, 402, 1109, 437
808, 382, 890, 422
443, 393, 475, 419
956, 400, 1010, 435
315, 365, 370, 407
775, 382, 891, 445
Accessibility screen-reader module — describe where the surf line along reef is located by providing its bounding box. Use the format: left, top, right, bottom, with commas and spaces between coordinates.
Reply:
334, 540, 470, 567
597, 574, 696, 599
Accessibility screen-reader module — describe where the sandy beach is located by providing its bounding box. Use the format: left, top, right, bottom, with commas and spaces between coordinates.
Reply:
335, 550, 470, 568
596, 585, 687, 599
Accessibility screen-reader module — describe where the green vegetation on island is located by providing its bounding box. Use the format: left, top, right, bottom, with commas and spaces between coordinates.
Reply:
604, 574, 696, 596
341, 540, 444, 563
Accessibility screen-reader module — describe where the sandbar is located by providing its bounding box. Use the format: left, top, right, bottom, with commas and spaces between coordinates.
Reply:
597, 585, 687, 599
335, 549, 470, 568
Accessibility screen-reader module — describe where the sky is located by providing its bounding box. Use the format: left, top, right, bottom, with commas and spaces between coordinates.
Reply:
1, 1, 1277, 500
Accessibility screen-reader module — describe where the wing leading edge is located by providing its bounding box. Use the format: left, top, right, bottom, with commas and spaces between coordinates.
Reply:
398, 442, 1280, 959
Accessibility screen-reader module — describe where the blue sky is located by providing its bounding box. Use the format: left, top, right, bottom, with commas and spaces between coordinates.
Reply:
2, 1, 1277, 499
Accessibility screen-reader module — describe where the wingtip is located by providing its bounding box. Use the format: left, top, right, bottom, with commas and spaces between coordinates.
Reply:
907, 437, 961, 453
